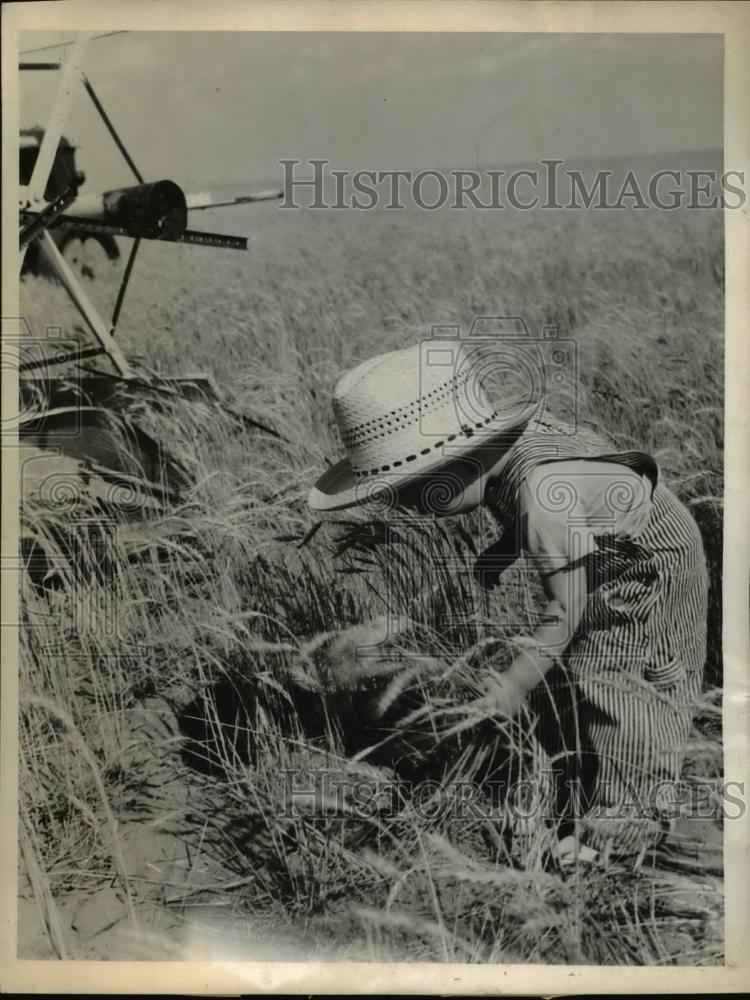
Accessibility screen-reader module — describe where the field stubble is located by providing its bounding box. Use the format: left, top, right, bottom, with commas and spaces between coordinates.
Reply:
18, 201, 725, 963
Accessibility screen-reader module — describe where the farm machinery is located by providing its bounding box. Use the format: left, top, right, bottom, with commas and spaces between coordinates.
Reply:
16, 34, 282, 538
20, 127, 123, 280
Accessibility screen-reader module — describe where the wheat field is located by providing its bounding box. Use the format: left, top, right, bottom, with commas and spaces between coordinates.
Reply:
17, 191, 725, 963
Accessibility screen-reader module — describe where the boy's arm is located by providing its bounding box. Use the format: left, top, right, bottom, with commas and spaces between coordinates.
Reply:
479, 464, 593, 717
480, 460, 653, 716
481, 562, 587, 716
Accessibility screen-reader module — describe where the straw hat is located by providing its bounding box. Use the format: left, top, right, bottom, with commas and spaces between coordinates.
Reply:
308, 341, 538, 511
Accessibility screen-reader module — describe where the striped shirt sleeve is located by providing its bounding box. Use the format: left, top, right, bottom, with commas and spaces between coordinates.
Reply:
520, 460, 653, 577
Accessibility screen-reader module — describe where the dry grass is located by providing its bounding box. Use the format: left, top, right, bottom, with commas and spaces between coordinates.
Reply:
17, 198, 724, 963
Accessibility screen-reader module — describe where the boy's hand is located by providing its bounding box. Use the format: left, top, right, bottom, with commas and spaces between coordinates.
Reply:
475, 673, 525, 719
473, 591, 582, 720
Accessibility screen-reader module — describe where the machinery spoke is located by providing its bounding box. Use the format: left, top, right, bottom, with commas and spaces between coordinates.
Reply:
110, 237, 141, 334
81, 73, 144, 184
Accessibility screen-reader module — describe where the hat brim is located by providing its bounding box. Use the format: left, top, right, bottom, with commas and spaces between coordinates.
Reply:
307, 399, 539, 512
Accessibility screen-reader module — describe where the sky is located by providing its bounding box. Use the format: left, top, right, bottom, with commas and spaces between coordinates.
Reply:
20, 31, 723, 193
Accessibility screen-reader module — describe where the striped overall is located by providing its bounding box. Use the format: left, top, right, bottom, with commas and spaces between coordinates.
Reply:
487, 417, 708, 856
